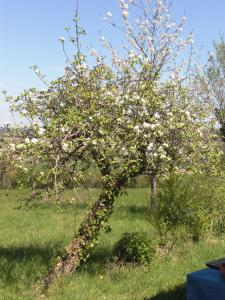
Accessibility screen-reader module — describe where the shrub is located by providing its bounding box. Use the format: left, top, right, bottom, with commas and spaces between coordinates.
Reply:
112, 231, 157, 265
212, 212, 225, 235
154, 173, 225, 241
158, 223, 192, 248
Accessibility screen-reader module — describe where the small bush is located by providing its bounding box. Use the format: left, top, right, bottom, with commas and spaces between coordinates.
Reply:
113, 231, 157, 265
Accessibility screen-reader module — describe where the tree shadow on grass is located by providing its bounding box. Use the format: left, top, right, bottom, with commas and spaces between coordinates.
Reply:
0, 244, 62, 286
145, 284, 186, 300
0, 243, 112, 285
78, 246, 112, 276
16, 199, 88, 212
116, 204, 150, 220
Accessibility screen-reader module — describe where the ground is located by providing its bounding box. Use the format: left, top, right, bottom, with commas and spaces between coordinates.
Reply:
0, 188, 224, 299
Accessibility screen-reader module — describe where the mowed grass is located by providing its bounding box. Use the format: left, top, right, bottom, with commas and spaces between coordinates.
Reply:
0, 188, 225, 299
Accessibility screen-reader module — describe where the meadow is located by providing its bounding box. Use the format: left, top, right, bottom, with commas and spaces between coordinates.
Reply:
0, 188, 225, 299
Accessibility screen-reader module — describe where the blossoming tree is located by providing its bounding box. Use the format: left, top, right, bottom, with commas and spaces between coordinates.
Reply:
7, 0, 221, 289
197, 37, 225, 141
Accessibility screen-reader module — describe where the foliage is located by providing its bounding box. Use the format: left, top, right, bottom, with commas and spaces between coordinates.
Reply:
113, 231, 157, 265
155, 174, 225, 241
157, 223, 191, 248
0, 126, 17, 188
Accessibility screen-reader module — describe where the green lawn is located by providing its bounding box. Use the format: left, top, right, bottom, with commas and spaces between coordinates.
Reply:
0, 188, 224, 299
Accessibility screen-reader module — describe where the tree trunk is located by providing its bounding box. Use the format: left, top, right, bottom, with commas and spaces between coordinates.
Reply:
39, 148, 147, 292
41, 173, 129, 291
149, 175, 157, 212
32, 181, 36, 199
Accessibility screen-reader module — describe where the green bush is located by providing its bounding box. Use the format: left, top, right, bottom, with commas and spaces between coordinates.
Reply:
158, 223, 192, 248
154, 173, 225, 241
212, 212, 225, 235
113, 231, 157, 265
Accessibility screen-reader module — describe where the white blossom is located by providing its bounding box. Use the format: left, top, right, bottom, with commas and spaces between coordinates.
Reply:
148, 123, 158, 130
77, 63, 88, 71
120, 0, 129, 9
187, 33, 194, 44
143, 122, 152, 129
31, 138, 39, 144
100, 36, 105, 42
38, 127, 45, 135
17, 143, 25, 150
134, 125, 141, 133
62, 143, 69, 151
106, 12, 113, 18
82, 63, 88, 69
197, 129, 203, 137
58, 36, 65, 43
185, 111, 192, 120
4, 122, 10, 128
122, 10, 129, 19
154, 112, 160, 119
126, 108, 133, 116
146, 143, 154, 152
10, 143, 16, 151
129, 52, 136, 59
90, 49, 97, 56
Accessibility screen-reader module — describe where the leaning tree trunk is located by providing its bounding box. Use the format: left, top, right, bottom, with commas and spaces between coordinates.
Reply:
41, 173, 129, 291
40, 144, 147, 292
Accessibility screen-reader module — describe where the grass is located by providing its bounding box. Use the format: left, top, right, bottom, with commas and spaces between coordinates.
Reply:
0, 188, 225, 299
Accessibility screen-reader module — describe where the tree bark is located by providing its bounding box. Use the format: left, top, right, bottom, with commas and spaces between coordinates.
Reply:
41, 172, 129, 290
149, 175, 157, 212
32, 181, 36, 199
40, 147, 147, 291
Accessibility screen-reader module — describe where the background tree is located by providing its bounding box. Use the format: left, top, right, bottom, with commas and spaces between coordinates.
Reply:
198, 36, 225, 141
0, 124, 16, 188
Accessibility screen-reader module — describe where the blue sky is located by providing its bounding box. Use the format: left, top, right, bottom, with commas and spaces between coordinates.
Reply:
0, 0, 225, 124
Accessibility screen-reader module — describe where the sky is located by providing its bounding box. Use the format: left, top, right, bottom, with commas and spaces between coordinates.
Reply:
0, 0, 225, 125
